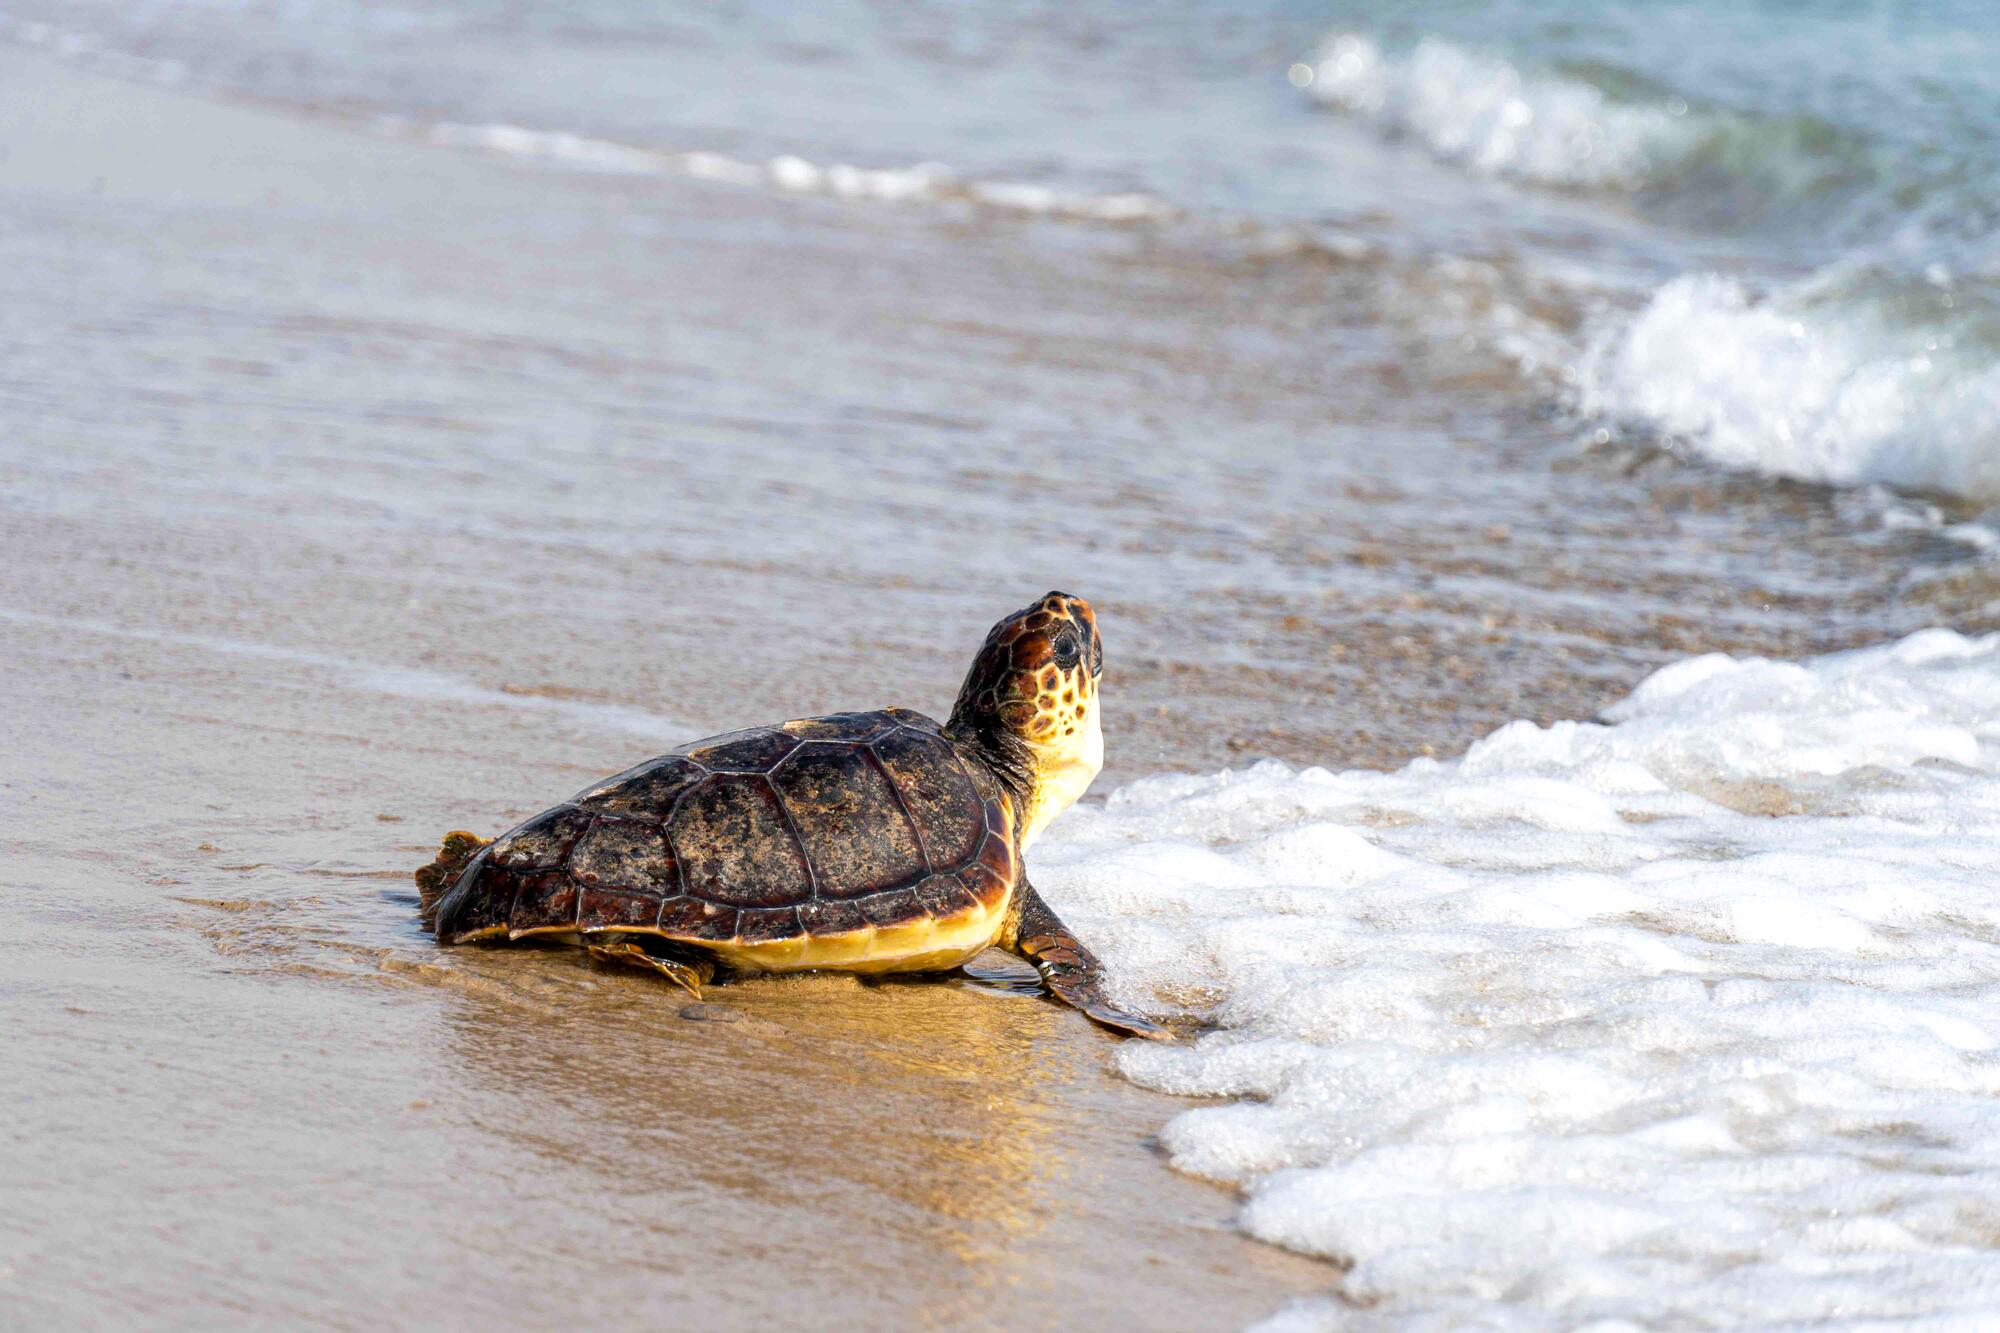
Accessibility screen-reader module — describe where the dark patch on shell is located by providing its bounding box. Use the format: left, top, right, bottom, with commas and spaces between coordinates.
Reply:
509, 871, 579, 933
578, 888, 663, 932
871, 727, 983, 870
685, 728, 799, 773
445, 862, 518, 940
958, 863, 1009, 908
568, 818, 675, 892
486, 805, 592, 871
797, 898, 870, 935
674, 775, 814, 908
658, 896, 738, 937
575, 757, 704, 821
857, 889, 922, 926
914, 875, 974, 918
735, 906, 804, 943
976, 831, 1014, 886
770, 741, 925, 898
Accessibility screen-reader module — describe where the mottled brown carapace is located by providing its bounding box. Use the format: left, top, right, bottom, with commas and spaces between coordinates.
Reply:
416, 589, 1168, 1038
947, 591, 1104, 846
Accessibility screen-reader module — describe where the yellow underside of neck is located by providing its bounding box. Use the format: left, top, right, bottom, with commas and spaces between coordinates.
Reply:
1020, 706, 1103, 849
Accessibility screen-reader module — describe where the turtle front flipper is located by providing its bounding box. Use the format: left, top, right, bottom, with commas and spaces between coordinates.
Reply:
1007, 881, 1171, 1041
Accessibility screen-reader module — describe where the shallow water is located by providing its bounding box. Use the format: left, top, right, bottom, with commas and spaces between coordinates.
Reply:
11, 0, 1999, 506
1, 10, 1998, 1329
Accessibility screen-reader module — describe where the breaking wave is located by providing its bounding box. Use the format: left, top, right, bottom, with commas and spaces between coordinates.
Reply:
1293, 30, 1943, 253
1296, 34, 1695, 190
1574, 269, 2000, 504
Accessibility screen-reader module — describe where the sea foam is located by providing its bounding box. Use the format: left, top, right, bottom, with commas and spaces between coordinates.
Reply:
1038, 629, 2000, 1327
410, 120, 1176, 224
1298, 34, 1692, 190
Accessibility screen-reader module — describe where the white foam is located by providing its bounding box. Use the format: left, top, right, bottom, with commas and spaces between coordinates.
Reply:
403, 120, 1174, 224
1576, 272, 2000, 503
1036, 629, 2000, 1326
1300, 34, 1693, 189
426, 121, 666, 175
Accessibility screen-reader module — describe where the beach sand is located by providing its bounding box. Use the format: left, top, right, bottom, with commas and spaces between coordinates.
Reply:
2, 48, 1992, 1327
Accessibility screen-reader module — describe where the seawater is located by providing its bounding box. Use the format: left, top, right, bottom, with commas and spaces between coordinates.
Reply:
4, 2, 1999, 1325
7, 0, 1997, 509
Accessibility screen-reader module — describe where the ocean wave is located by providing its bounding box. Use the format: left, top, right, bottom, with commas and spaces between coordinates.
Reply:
26, 7, 1993, 525
1573, 270, 2000, 503
1297, 34, 1698, 190
1294, 31, 1910, 248
1038, 628, 2000, 1325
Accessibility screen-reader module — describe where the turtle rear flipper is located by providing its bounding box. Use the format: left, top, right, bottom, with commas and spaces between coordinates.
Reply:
415, 830, 491, 930
587, 938, 715, 997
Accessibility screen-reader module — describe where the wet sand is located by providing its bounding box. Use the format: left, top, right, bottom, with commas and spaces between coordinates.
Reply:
3, 50, 1995, 1327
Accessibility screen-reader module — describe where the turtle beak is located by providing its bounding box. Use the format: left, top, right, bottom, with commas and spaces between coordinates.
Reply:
1065, 597, 1102, 679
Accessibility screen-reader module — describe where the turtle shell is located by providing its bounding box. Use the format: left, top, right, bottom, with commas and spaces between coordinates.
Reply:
430, 709, 1018, 971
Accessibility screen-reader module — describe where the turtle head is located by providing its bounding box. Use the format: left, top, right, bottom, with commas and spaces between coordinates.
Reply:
948, 591, 1104, 846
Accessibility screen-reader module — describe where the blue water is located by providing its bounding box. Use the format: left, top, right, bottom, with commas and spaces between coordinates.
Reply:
9, 0, 1997, 500
1320, 2, 2000, 255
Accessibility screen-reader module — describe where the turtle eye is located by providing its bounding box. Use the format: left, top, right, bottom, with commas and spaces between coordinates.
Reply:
1052, 630, 1081, 669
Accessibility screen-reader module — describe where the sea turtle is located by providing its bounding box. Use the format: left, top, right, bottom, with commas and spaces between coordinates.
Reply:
415, 592, 1165, 1039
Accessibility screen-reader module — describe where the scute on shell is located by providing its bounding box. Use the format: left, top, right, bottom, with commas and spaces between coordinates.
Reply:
487, 805, 592, 870
567, 818, 671, 890
674, 775, 815, 908
574, 756, 703, 821
772, 741, 926, 898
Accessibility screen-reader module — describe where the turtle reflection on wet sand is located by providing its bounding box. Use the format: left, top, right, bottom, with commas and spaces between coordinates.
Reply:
416, 592, 1167, 1039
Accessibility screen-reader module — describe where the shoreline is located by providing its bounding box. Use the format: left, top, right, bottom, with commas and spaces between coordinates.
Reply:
2, 45, 1995, 1328
0, 51, 1343, 1327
